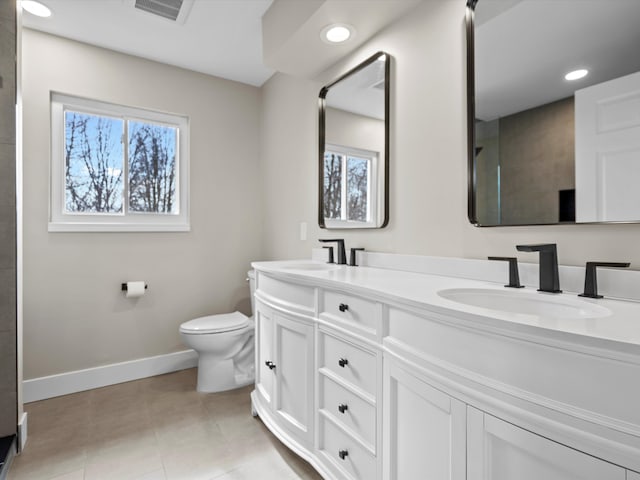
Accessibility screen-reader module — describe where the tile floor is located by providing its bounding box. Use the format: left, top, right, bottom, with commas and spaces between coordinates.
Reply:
8, 369, 323, 480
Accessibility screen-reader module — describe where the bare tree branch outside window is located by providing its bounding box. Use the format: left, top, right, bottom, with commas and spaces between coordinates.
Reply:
347, 156, 369, 222
64, 111, 123, 213
128, 121, 177, 214
63, 112, 178, 215
324, 152, 342, 219
323, 148, 372, 223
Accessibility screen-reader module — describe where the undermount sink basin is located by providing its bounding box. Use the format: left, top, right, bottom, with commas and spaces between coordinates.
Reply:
437, 288, 611, 319
278, 262, 340, 272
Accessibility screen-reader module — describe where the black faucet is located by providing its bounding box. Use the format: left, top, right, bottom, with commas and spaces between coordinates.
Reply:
349, 248, 365, 267
319, 239, 346, 265
516, 244, 561, 293
322, 246, 334, 264
488, 257, 524, 288
579, 262, 630, 299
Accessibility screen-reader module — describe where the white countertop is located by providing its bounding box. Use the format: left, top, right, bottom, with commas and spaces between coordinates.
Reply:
252, 260, 640, 357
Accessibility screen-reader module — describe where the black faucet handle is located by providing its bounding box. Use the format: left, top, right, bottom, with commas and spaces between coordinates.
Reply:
488, 256, 524, 288
319, 239, 346, 265
349, 248, 365, 267
579, 262, 630, 299
323, 246, 334, 264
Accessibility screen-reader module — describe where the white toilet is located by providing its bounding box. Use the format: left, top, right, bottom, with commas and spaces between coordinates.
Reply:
179, 270, 256, 393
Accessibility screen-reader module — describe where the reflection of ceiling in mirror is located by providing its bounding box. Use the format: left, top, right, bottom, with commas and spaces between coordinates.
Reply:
325, 60, 385, 120
475, 0, 640, 121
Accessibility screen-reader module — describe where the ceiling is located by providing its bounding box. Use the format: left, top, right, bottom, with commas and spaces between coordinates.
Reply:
22, 0, 423, 88
22, 0, 275, 87
475, 0, 640, 121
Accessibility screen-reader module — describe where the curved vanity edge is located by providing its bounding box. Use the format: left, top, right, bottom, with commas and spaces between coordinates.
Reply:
386, 296, 640, 366
382, 343, 640, 473
250, 390, 334, 479
254, 290, 318, 322
252, 262, 640, 361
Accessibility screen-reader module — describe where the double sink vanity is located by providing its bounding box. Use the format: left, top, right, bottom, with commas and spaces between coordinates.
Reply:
250, 254, 640, 480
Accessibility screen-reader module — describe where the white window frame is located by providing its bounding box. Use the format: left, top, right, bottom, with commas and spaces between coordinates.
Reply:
50, 93, 190, 232
323, 143, 378, 229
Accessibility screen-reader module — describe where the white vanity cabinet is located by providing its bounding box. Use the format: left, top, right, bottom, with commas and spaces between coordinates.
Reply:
253, 293, 315, 449
317, 327, 380, 480
251, 262, 640, 480
466, 407, 625, 480
383, 356, 466, 480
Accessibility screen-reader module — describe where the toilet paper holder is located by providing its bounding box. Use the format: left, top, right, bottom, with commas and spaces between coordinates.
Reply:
121, 283, 148, 292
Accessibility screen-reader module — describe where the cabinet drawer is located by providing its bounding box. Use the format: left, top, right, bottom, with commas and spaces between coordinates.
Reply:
320, 332, 377, 397
319, 416, 376, 480
320, 374, 376, 451
257, 273, 315, 314
320, 290, 378, 336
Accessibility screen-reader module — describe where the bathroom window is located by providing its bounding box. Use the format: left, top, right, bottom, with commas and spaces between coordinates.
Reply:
50, 93, 189, 231
323, 144, 378, 227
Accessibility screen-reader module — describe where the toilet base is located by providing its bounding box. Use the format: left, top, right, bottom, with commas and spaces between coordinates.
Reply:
196, 357, 254, 393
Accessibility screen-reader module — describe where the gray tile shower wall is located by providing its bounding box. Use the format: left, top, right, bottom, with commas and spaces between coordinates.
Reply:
0, 0, 16, 439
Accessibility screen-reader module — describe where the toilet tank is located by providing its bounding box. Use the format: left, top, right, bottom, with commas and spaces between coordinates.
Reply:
248, 270, 256, 316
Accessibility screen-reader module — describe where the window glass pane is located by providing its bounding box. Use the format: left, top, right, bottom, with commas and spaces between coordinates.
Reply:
324, 152, 343, 219
128, 121, 178, 214
347, 156, 369, 222
64, 111, 124, 213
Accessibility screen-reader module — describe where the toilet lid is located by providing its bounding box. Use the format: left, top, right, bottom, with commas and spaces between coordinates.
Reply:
180, 311, 249, 334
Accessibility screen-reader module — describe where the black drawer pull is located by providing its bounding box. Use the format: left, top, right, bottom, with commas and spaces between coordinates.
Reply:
339, 303, 349, 312
338, 449, 349, 460
338, 358, 349, 368
338, 403, 348, 414
265, 361, 276, 370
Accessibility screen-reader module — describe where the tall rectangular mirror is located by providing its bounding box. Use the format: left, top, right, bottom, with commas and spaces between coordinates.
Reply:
319, 51, 389, 229
467, 0, 640, 226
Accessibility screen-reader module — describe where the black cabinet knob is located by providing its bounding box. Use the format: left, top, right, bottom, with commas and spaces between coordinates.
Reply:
264, 361, 276, 370
338, 358, 349, 368
338, 403, 348, 414
339, 303, 349, 312
338, 449, 349, 460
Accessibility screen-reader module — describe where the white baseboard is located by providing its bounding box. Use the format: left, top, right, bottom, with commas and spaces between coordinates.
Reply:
23, 350, 198, 403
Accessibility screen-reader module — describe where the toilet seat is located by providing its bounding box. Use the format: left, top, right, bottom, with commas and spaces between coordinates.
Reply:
180, 311, 249, 335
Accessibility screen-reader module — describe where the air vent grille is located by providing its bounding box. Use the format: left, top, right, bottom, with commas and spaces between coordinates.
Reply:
135, 0, 184, 21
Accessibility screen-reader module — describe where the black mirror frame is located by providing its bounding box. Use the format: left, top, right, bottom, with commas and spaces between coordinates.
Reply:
318, 51, 390, 229
466, 0, 479, 225
465, 0, 640, 227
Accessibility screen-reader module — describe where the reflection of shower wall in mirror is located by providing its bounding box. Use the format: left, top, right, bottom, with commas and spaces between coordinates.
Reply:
499, 97, 575, 225
475, 120, 500, 225
475, 97, 575, 225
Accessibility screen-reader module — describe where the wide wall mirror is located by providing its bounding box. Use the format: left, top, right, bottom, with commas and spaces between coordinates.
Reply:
319, 51, 389, 229
467, 0, 640, 226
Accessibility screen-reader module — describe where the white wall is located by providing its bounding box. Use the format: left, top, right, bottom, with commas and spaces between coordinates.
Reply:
259, 0, 640, 266
22, 30, 263, 379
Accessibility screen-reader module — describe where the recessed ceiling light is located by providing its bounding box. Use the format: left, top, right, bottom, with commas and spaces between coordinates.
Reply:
21, 0, 52, 17
565, 69, 588, 81
321, 24, 354, 44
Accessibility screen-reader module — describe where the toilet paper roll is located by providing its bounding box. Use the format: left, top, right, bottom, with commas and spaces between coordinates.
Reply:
125, 281, 146, 298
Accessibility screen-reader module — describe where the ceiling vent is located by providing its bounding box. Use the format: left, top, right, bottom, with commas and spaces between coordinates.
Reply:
132, 0, 194, 24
